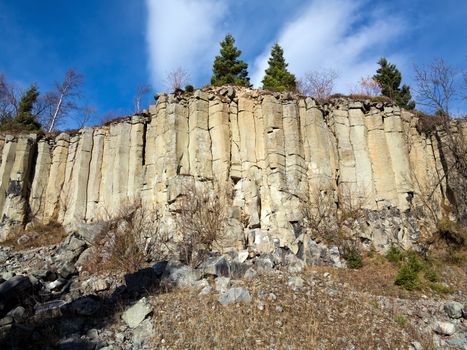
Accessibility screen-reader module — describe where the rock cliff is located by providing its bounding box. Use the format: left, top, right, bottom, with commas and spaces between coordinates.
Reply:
0, 87, 465, 252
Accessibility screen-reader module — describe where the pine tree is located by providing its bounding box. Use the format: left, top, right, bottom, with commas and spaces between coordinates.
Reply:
262, 44, 296, 91
373, 58, 415, 110
211, 34, 251, 87
0, 84, 42, 132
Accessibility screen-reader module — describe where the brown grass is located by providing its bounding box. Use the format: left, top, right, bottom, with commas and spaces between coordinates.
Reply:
1, 222, 67, 251
174, 180, 228, 267
86, 202, 164, 274
148, 267, 432, 349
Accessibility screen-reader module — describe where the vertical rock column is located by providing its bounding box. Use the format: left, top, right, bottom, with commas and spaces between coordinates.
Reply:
86, 129, 105, 221
0, 134, 37, 240
188, 91, 212, 178
348, 106, 376, 207
63, 129, 93, 225
209, 96, 231, 183
43, 134, 69, 223
383, 107, 414, 210
29, 138, 53, 222
127, 116, 145, 201
365, 109, 398, 207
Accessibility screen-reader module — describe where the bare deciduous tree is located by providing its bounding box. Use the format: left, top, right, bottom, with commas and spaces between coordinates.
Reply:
77, 105, 96, 129
43, 69, 84, 132
299, 69, 338, 101
164, 67, 190, 92
354, 76, 381, 96
134, 84, 151, 113
414, 58, 457, 117
0, 75, 19, 118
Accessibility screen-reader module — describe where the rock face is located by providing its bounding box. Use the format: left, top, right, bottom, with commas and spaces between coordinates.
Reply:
0, 87, 464, 253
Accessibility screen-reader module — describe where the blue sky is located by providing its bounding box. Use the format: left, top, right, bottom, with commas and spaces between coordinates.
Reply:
0, 0, 466, 128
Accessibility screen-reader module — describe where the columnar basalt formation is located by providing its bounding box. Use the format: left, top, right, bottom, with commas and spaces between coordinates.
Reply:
0, 87, 464, 252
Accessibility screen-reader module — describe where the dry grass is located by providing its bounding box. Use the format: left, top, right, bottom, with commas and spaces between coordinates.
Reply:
86, 202, 164, 274
148, 268, 431, 349
1, 222, 67, 250
174, 180, 228, 267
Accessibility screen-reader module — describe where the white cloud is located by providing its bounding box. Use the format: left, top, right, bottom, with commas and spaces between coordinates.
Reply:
251, 0, 407, 93
146, 0, 227, 89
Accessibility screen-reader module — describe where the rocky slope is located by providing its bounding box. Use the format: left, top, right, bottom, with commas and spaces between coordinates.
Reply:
0, 229, 465, 349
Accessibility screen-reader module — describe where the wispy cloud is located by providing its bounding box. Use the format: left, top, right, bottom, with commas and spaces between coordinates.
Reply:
145, 0, 227, 89
251, 0, 407, 93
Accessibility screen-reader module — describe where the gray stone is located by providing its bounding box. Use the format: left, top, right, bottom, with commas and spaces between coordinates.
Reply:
199, 285, 212, 296
244, 267, 257, 280
255, 255, 274, 271
285, 254, 305, 273
34, 299, 66, 318
6, 305, 25, 322
288, 276, 304, 291
444, 301, 464, 319
132, 318, 154, 348
410, 341, 423, 350
433, 321, 456, 336
218, 287, 252, 305
215, 277, 231, 292
0, 316, 13, 326
122, 297, 153, 329
236, 250, 249, 263
162, 264, 202, 289
0, 275, 32, 315
200, 256, 230, 277
68, 296, 101, 316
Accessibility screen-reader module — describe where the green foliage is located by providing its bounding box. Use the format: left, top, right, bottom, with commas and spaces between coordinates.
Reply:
373, 58, 415, 110
342, 244, 364, 269
262, 44, 296, 91
385, 245, 404, 264
394, 314, 408, 328
394, 264, 420, 290
184, 85, 194, 93
428, 282, 453, 294
211, 34, 251, 87
0, 84, 42, 132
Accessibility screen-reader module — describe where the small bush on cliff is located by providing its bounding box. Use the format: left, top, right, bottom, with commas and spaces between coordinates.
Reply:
174, 181, 227, 268
90, 202, 165, 274
385, 245, 404, 264
341, 244, 364, 269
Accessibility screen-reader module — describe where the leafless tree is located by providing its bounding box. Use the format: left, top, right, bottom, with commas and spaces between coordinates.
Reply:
299, 69, 338, 101
0, 75, 19, 118
43, 69, 84, 132
134, 84, 151, 113
164, 67, 190, 92
354, 76, 381, 96
414, 58, 457, 117
77, 105, 96, 129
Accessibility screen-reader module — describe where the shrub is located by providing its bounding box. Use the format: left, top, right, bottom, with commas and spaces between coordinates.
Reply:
385, 245, 404, 264
184, 85, 194, 93
91, 202, 164, 274
174, 180, 227, 267
394, 264, 420, 290
341, 243, 363, 269
394, 314, 408, 328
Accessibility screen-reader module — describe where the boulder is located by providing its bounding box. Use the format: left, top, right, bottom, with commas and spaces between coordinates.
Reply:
122, 297, 153, 329
218, 287, 252, 305
200, 256, 230, 277
0, 275, 33, 316
433, 321, 456, 336
444, 301, 463, 319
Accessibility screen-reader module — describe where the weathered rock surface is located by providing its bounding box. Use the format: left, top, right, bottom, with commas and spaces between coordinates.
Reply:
0, 87, 465, 255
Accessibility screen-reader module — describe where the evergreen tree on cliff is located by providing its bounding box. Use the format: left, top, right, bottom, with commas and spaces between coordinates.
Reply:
0, 84, 42, 132
373, 58, 415, 110
262, 44, 296, 91
211, 34, 251, 87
